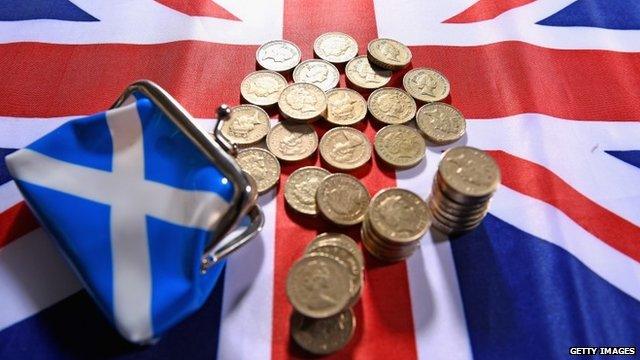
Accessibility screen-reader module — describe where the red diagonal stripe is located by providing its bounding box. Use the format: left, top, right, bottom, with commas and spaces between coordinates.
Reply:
489, 150, 640, 262
0, 202, 40, 249
270, 1, 419, 359
409, 42, 640, 121
444, 0, 536, 23
154, 0, 240, 21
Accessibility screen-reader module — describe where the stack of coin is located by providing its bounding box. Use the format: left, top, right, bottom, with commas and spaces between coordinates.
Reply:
428, 146, 501, 235
361, 188, 430, 262
287, 233, 363, 355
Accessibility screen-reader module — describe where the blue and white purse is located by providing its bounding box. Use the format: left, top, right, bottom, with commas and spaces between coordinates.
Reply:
5, 81, 263, 343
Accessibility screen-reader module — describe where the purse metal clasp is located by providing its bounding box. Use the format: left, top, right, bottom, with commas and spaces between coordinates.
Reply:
110, 80, 264, 272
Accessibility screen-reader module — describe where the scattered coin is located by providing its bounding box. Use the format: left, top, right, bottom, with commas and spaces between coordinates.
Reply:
293, 59, 340, 91
345, 55, 392, 90
316, 174, 370, 226
240, 70, 288, 107
319, 127, 372, 171
307, 243, 362, 305
235, 148, 281, 193
286, 255, 352, 318
256, 40, 301, 72
403, 68, 450, 103
266, 122, 318, 161
324, 88, 367, 126
367, 87, 417, 125
416, 102, 466, 144
306, 233, 364, 271
368, 187, 430, 244
290, 309, 355, 355
220, 105, 270, 145
284, 166, 331, 215
278, 83, 327, 122
374, 125, 425, 168
367, 38, 412, 70
313, 32, 359, 64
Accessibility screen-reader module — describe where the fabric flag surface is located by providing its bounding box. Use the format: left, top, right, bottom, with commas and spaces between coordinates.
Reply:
1, 0, 640, 359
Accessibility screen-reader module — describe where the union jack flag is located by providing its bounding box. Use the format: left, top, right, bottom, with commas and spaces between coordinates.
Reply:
1, 0, 639, 359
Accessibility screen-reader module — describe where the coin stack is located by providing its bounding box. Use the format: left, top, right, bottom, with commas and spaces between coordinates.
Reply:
287, 233, 364, 355
361, 188, 430, 262
428, 146, 501, 235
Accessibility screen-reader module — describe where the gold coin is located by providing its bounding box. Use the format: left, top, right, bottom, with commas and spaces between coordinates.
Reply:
403, 68, 450, 103
345, 55, 392, 90
266, 122, 318, 161
306, 246, 362, 304
428, 204, 485, 233
438, 147, 501, 198
313, 32, 358, 64
416, 102, 465, 144
435, 171, 493, 205
324, 88, 367, 126
368, 188, 430, 243
429, 207, 485, 235
367, 38, 412, 70
428, 196, 487, 224
361, 219, 418, 261
290, 309, 355, 355
293, 59, 340, 91
278, 83, 327, 122
286, 255, 352, 318
316, 174, 370, 226
361, 218, 419, 261
306, 233, 364, 269
305, 235, 363, 304
430, 184, 489, 214
367, 87, 417, 125
256, 40, 301, 72
284, 166, 331, 215
235, 148, 280, 193
220, 105, 270, 145
240, 70, 288, 107
374, 125, 425, 168
319, 127, 371, 170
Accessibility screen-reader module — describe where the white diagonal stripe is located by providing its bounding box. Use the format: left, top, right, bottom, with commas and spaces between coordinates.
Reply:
106, 105, 152, 342
6, 102, 230, 342
218, 191, 276, 360
491, 185, 640, 302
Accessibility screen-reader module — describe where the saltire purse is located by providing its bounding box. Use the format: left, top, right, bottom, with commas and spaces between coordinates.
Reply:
5, 81, 263, 343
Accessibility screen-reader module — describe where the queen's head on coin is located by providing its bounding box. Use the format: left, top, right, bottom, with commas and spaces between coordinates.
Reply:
247, 77, 280, 97
286, 88, 319, 112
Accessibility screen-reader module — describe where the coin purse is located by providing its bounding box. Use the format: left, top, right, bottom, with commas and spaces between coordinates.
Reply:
5, 81, 263, 344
